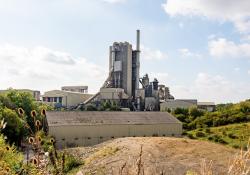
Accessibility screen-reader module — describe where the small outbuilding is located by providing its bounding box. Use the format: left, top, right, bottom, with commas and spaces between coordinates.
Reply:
46, 111, 182, 148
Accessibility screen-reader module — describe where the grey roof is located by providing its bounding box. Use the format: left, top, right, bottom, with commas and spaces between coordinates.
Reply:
198, 102, 215, 106
46, 111, 181, 126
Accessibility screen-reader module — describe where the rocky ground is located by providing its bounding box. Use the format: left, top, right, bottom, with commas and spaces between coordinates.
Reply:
65, 137, 241, 175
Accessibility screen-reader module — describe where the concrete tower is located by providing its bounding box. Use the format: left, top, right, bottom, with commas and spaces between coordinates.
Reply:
108, 30, 140, 98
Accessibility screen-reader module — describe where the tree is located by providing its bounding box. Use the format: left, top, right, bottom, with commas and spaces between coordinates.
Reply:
5, 90, 39, 132
0, 108, 25, 145
189, 106, 204, 119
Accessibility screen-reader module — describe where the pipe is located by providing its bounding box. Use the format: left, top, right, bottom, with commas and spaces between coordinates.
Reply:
136, 30, 140, 51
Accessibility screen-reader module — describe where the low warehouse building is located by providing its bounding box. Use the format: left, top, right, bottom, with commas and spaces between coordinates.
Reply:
46, 111, 182, 148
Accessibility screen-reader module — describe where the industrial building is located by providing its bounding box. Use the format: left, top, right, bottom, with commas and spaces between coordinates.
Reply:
82, 30, 174, 111
61, 86, 88, 93
46, 111, 182, 148
160, 99, 216, 112
198, 102, 216, 112
42, 90, 92, 108
160, 99, 197, 111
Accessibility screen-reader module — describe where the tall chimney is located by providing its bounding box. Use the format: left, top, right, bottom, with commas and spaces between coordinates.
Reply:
136, 29, 140, 51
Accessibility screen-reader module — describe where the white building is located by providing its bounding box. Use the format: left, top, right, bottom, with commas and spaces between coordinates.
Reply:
42, 90, 92, 108
61, 86, 88, 93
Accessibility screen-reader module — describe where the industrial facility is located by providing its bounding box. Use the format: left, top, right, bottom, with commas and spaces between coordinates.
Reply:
43, 30, 183, 147
82, 30, 174, 111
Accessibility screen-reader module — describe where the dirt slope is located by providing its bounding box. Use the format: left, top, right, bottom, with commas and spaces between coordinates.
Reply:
67, 137, 239, 175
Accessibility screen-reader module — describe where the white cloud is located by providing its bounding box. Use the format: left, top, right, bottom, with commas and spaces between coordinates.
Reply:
162, 0, 250, 33
141, 45, 168, 61
171, 72, 250, 103
0, 44, 107, 93
209, 38, 250, 58
101, 0, 126, 4
178, 48, 201, 58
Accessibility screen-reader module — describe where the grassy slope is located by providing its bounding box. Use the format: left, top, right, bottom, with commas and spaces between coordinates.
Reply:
187, 122, 250, 149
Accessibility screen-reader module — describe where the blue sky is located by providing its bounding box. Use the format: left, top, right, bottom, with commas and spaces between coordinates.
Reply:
0, 0, 250, 103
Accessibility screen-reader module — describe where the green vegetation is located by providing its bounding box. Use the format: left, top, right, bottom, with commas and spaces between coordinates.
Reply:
186, 122, 250, 149
0, 89, 52, 145
172, 99, 250, 130
0, 90, 82, 174
86, 101, 121, 111
172, 99, 250, 148
0, 134, 23, 174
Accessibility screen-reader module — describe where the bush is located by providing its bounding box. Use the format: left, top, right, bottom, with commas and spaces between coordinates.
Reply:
86, 104, 97, 111
207, 136, 213, 141
0, 134, 23, 174
187, 133, 195, 139
64, 154, 82, 173
205, 128, 211, 133
195, 131, 206, 137
217, 138, 228, 144
228, 132, 238, 139
232, 144, 240, 149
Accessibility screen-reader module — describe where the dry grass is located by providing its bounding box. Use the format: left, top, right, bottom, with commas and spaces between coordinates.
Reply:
190, 139, 250, 175
227, 140, 250, 175
73, 137, 249, 174
84, 146, 119, 165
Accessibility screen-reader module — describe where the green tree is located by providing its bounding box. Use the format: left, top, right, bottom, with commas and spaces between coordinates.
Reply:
0, 108, 25, 145
189, 106, 204, 119
5, 90, 39, 132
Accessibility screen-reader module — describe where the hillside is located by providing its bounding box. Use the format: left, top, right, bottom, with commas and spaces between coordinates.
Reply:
187, 122, 250, 149
65, 137, 242, 175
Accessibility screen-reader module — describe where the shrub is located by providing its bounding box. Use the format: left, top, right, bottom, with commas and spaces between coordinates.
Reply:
0, 134, 23, 174
195, 131, 206, 137
205, 128, 211, 133
207, 136, 213, 141
232, 144, 240, 149
228, 132, 238, 139
187, 133, 195, 139
86, 104, 97, 111
217, 138, 228, 144
64, 154, 83, 173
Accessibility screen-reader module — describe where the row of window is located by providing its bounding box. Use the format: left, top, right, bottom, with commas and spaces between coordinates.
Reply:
43, 97, 63, 103
60, 134, 176, 141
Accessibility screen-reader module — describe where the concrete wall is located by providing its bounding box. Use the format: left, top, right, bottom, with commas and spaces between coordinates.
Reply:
49, 123, 182, 148
42, 90, 92, 107
100, 88, 129, 100
160, 100, 196, 111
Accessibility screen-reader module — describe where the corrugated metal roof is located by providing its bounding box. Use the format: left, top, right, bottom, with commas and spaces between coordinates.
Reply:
46, 111, 181, 126
198, 102, 215, 106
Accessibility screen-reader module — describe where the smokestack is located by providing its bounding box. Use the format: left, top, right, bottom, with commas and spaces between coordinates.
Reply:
136, 29, 140, 51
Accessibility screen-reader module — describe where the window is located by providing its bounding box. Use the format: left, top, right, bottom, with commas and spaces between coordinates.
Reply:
59, 97, 62, 103
48, 97, 51, 102
54, 97, 57, 103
